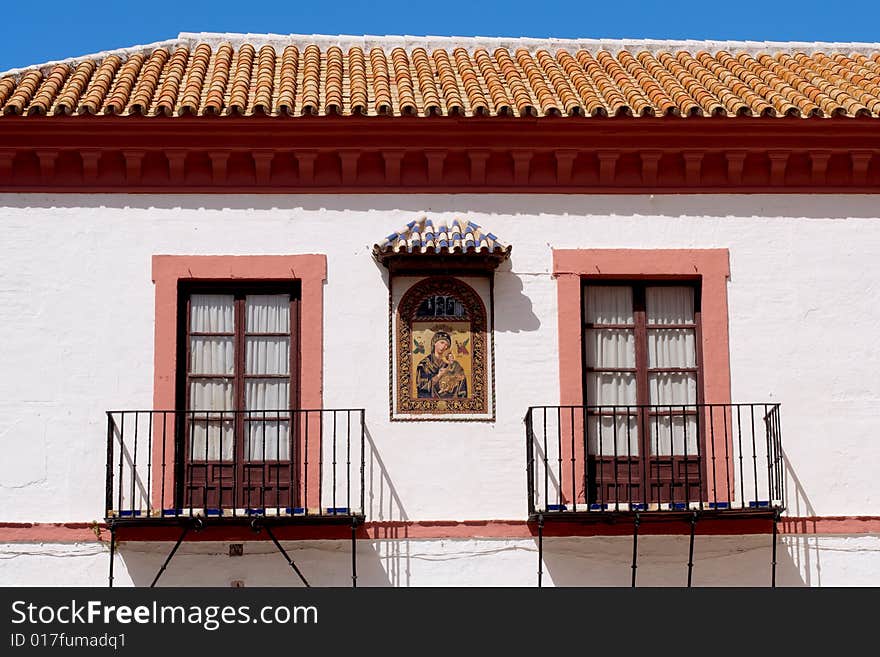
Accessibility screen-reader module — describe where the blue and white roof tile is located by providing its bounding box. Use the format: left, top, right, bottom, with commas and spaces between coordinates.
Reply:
373, 217, 512, 262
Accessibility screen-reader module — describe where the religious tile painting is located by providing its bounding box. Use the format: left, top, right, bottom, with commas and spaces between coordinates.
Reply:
392, 276, 494, 420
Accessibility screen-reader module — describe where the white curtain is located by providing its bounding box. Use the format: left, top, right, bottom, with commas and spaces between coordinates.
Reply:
246, 295, 290, 332
190, 294, 234, 332
585, 285, 633, 324
189, 295, 235, 461
245, 295, 290, 461
646, 287, 698, 456
584, 286, 638, 456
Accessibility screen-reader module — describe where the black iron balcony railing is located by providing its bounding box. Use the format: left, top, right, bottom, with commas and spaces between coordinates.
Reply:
525, 403, 784, 516
105, 409, 366, 521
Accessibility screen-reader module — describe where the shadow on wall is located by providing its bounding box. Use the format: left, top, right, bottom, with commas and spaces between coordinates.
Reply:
537, 533, 806, 587
779, 447, 823, 587
117, 421, 414, 587
538, 454, 823, 587
493, 259, 540, 333
14, 194, 880, 221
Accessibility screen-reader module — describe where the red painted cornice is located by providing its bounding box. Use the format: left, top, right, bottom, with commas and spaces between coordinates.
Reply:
0, 116, 878, 192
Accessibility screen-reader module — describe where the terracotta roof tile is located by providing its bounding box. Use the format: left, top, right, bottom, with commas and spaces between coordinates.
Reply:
412, 48, 441, 115
29, 64, 69, 115
347, 46, 367, 115
452, 47, 489, 115
324, 46, 343, 115
368, 47, 391, 115
130, 48, 168, 115
53, 60, 94, 115
391, 47, 416, 115
3, 34, 880, 119
276, 45, 298, 115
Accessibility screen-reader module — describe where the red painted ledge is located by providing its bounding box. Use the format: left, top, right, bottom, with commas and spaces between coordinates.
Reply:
2, 517, 880, 543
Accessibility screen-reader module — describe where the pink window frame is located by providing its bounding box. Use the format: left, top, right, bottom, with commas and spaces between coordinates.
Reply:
151, 254, 326, 511
553, 248, 732, 504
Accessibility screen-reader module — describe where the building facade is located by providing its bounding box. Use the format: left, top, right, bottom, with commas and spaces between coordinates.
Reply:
1, 33, 879, 586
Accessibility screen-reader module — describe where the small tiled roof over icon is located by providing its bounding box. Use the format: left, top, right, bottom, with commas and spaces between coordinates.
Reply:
373, 216, 511, 268
2, 32, 880, 119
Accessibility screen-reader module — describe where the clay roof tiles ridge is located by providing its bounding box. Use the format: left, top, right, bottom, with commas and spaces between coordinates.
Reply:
2, 33, 880, 119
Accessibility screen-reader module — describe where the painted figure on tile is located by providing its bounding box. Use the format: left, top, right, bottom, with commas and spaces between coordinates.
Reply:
416, 330, 468, 398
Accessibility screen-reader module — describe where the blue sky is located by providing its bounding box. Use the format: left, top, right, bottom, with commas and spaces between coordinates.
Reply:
2, 0, 878, 71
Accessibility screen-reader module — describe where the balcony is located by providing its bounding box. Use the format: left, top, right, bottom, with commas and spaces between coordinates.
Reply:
105, 408, 366, 527
525, 403, 785, 521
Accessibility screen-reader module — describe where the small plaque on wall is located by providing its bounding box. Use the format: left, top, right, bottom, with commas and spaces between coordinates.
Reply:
391, 275, 495, 421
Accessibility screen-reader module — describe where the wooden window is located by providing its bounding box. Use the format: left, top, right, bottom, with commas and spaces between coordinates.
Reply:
583, 282, 703, 503
178, 283, 300, 509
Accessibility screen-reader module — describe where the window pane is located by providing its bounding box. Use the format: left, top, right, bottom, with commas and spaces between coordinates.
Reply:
649, 414, 699, 456
646, 287, 695, 325
189, 420, 234, 461
190, 294, 234, 332
246, 379, 290, 411
246, 295, 290, 333
245, 420, 290, 461
585, 328, 635, 368
588, 414, 639, 456
190, 337, 235, 375
246, 337, 290, 375
189, 379, 234, 411
648, 373, 697, 405
584, 286, 634, 325
586, 372, 637, 406
647, 329, 696, 368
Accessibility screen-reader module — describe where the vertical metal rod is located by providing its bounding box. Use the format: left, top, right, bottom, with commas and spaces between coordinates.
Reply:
687, 511, 697, 588
318, 412, 324, 515
332, 412, 338, 514
750, 405, 758, 504
288, 409, 295, 514
105, 413, 115, 518
265, 524, 310, 587
117, 412, 125, 514
526, 410, 535, 515
569, 407, 576, 510
346, 410, 352, 512
722, 405, 731, 507
360, 410, 366, 515
161, 412, 168, 516
582, 407, 589, 509
736, 405, 744, 509
203, 412, 209, 514
764, 404, 774, 507
709, 406, 717, 508
304, 411, 310, 514
542, 408, 548, 512
612, 405, 619, 511
537, 514, 544, 588
131, 413, 139, 517
771, 510, 779, 588
556, 406, 562, 507
351, 518, 358, 589
695, 405, 704, 510
146, 412, 153, 515
679, 405, 686, 508
150, 525, 190, 588
108, 524, 116, 588
631, 512, 640, 588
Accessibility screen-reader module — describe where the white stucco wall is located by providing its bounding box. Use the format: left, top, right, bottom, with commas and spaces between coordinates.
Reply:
1, 535, 878, 587
0, 193, 878, 585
